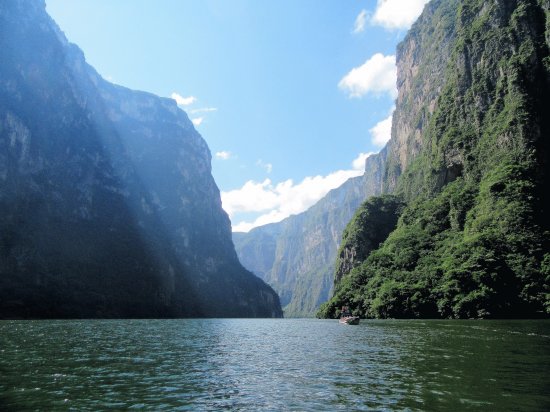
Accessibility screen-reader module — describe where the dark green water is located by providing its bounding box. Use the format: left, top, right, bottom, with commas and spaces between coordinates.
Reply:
1, 319, 549, 411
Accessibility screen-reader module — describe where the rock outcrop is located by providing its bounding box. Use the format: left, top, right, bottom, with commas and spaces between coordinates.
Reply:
334, 195, 404, 285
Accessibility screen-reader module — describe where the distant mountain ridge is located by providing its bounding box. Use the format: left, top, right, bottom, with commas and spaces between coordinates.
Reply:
0, 0, 282, 318
233, 148, 389, 317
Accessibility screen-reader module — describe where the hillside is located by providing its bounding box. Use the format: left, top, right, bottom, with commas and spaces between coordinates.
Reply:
320, 0, 550, 319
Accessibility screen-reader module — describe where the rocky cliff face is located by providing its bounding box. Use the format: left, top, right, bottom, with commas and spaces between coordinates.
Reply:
320, 0, 550, 319
232, 2, 464, 318
0, 0, 282, 318
383, 0, 459, 193
234, 150, 388, 317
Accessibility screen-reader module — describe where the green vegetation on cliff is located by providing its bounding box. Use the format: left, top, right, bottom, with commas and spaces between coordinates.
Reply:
320, 0, 550, 319
334, 195, 405, 285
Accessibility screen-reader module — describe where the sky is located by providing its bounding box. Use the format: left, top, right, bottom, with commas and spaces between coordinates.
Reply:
46, 0, 430, 232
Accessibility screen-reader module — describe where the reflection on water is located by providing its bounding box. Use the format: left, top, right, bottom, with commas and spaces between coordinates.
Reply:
1, 319, 549, 410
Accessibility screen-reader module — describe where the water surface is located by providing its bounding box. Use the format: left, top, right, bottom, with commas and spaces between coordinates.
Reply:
1, 319, 549, 410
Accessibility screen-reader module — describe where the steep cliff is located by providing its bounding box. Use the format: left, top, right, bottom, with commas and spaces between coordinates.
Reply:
234, 149, 388, 317
0, 0, 282, 318
320, 0, 550, 319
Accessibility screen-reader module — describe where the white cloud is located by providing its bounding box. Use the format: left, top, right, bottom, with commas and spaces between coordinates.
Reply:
371, 0, 429, 30
353, 9, 368, 34
232, 210, 288, 233
223, 157, 372, 232
339, 53, 397, 98
352, 152, 375, 171
190, 107, 218, 114
191, 117, 203, 126
222, 179, 280, 217
215, 151, 232, 160
370, 110, 394, 147
171, 92, 197, 106
256, 159, 273, 174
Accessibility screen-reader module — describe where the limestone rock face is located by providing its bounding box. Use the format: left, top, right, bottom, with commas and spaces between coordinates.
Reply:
0, 0, 282, 318
383, 0, 459, 193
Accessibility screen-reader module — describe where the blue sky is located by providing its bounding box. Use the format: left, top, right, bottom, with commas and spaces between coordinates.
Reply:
46, 0, 429, 231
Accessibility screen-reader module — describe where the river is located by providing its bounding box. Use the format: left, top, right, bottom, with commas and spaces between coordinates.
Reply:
1, 319, 549, 411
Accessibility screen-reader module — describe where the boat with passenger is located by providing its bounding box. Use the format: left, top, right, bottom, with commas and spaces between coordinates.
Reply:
339, 315, 360, 325
339, 305, 360, 325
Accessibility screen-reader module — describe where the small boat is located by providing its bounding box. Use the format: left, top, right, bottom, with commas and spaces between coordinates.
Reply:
339, 305, 359, 325
339, 316, 360, 325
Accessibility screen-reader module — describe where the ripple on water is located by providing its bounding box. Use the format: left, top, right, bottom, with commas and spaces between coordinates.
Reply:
0, 319, 549, 411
